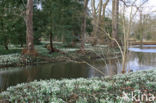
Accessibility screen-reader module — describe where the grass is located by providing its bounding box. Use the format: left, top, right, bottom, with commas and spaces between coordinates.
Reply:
0, 45, 21, 55
0, 42, 117, 57
35, 45, 64, 57
0, 69, 156, 103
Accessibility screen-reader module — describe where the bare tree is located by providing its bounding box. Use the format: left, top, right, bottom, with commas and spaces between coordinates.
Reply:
82, 0, 149, 74
102, 0, 110, 24
91, 0, 110, 45
91, 0, 97, 45
95, 0, 103, 36
139, 9, 143, 48
98, 0, 149, 73
80, 0, 89, 52
119, 0, 148, 73
111, 0, 119, 46
91, 0, 96, 18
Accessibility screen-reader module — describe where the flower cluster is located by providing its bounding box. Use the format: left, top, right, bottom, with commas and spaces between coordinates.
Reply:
0, 54, 21, 66
0, 69, 156, 103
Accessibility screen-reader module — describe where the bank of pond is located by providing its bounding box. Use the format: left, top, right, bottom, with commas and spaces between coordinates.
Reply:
0, 69, 156, 102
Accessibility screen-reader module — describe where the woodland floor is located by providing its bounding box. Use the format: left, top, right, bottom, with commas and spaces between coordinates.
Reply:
0, 41, 121, 68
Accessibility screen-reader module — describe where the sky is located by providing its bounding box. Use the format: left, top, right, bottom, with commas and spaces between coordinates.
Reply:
37, 0, 156, 19
126, 0, 156, 20
142, 0, 156, 15
88, 0, 156, 20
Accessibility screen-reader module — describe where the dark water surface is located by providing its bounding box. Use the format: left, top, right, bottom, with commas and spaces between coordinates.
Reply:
0, 45, 156, 91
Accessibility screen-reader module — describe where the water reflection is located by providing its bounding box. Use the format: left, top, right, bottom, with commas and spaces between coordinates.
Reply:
89, 59, 120, 77
0, 60, 120, 91
129, 45, 156, 53
127, 52, 156, 72
0, 63, 90, 91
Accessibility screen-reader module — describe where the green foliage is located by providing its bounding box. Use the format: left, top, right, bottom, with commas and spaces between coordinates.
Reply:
0, 0, 42, 50
1, 69, 156, 102
86, 18, 93, 35
39, 0, 92, 44
0, 0, 93, 51
0, 0, 24, 47
10, 18, 26, 46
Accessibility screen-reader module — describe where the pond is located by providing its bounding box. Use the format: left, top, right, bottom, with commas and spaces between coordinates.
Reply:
0, 45, 156, 91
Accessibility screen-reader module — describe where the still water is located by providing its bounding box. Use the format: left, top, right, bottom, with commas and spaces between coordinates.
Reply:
0, 45, 156, 91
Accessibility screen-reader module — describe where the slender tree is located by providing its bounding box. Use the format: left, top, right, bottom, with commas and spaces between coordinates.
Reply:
80, 0, 89, 52
139, 9, 144, 48
94, 0, 102, 37
24, 0, 36, 54
111, 0, 119, 46
91, 0, 110, 45
102, 0, 110, 18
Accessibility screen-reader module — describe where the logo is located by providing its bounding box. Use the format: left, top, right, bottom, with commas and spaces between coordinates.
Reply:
122, 90, 155, 102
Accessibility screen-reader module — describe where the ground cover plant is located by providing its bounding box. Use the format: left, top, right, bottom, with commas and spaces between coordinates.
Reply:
0, 42, 120, 68
0, 69, 156, 103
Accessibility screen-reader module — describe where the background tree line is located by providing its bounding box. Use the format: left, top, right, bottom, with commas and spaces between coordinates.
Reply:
0, 0, 93, 53
0, 0, 155, 54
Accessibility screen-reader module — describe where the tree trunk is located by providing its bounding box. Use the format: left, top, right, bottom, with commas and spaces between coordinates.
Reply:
25, 0, 35, 53
140, 10, 143, 49
21, 43, 23, 47
4, 42, 8, 50
102, 0, 109, 25
80, 0, 89, 52
102, 0, 109, 18
91, 0, 97, 45
91, 0, 102, 45
121, 50, 127, 73
91, 0, 96, 17
95, 0, 102, 36
91, 0, 96, 37
111, 0, 119, 47
91, 0, 109, 45
49, 32, 55, 53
